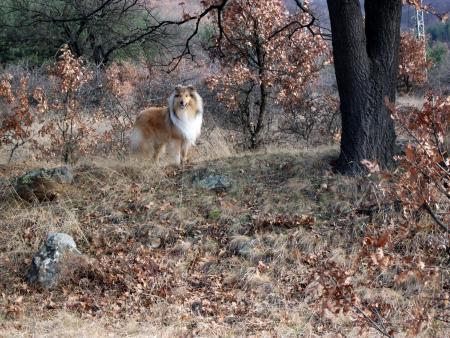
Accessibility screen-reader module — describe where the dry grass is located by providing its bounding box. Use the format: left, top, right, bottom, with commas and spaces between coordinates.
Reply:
0, 146, 449, 337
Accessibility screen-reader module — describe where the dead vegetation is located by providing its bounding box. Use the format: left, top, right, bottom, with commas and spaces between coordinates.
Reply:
0, 147, 448, 337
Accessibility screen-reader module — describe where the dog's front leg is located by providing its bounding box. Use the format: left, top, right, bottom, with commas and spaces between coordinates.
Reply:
181, 142, 190, 164
168, 139, 182, 165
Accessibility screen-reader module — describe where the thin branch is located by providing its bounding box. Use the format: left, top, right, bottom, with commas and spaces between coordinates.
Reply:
353, 305, 393, 338
23, 0, 115, 23
423, 202, 449, 233
267, 18, 315, 41
166, 0, 230, 71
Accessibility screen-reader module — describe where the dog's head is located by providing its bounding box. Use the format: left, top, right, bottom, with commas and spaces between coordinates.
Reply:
170, 85, 202, 115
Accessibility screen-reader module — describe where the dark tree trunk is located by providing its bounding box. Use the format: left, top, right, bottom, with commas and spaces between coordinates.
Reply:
327, 0, 402, 174
246, 34, 267, 149
89, 33, 107, 66
250, 81, 267, 149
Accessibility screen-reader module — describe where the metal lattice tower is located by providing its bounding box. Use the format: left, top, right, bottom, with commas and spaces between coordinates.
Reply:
414, 1, 428, 81
415, 5, 425, 40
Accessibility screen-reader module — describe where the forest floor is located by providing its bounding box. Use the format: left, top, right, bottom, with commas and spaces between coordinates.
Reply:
0, 146, 448, 337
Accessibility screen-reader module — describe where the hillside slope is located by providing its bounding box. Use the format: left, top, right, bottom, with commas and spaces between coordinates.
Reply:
0, 148, 448, 337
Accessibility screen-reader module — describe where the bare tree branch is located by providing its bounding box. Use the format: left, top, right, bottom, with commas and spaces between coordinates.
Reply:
353, 305, 393, 338
423, 202, 449, 233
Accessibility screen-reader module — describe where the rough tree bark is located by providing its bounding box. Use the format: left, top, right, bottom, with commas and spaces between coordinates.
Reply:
252, 34, 268, 149
327, 0, 402, 174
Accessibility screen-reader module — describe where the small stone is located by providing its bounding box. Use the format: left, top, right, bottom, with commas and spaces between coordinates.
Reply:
27, 233, 80, 289
105, 211, 124, 224
192, 169, 232, 192
148, 237, 162, 249
224, 316, 239, 324
191, 300, 203, 315
228, 235, 252, 256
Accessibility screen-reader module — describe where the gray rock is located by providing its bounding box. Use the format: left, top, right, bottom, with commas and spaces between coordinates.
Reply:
17, 166, 74, 185
192, 169, 232, 192
14, 166, 74, 201
228, 235, 252, 256
105, 210, 124, 224
28, 233, 80, 289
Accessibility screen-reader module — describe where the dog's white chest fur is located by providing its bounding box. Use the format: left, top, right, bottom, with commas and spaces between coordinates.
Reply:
170, 109, 203, 145
168, 91, 203, 146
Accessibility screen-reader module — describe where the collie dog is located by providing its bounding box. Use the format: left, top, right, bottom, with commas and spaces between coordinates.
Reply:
131, 85, 203, 164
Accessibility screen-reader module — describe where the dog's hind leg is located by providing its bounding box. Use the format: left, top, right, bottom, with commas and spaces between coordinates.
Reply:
153, 143, 166, 164
130, 128, 144, 154
130, 130, 149, 163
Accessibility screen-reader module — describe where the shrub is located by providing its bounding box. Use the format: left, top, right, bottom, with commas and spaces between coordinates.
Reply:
0, 74, 41, 162
387, 93, 449, 231
36, 45, 99, 163
280, 91, 340, 146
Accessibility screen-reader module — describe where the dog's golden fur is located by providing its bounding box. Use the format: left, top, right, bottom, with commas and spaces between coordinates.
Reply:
131, 85, 203, 164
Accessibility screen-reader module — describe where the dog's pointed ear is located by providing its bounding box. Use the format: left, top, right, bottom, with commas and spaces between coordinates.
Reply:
175, 84, 183, 93
187, 85, 195, 92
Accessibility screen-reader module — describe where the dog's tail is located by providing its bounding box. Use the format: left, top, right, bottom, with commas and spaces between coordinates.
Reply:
130, 127, 143, 153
